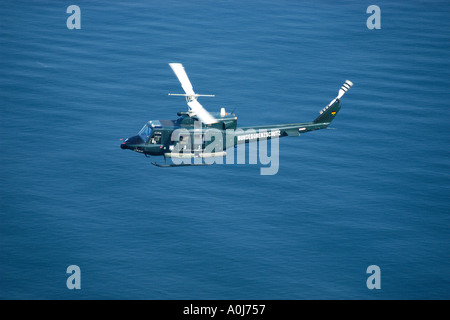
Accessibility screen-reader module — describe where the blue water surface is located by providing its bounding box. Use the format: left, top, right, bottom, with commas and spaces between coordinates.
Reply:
0, 0, 449, 299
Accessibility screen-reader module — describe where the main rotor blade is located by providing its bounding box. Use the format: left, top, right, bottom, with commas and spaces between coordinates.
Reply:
187, 100, 218, 124
169, 63, 195, 96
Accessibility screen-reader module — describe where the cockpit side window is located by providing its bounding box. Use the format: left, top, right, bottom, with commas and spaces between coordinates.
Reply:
138, 123, 153, 142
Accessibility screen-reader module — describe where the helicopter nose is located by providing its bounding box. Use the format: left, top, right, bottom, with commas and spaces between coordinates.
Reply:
120, 135, 144, 150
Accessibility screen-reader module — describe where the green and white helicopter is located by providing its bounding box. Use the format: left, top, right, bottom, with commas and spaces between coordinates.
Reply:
120, 63, 353, 167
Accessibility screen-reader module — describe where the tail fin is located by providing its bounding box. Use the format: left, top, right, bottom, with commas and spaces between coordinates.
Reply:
314, 100, 341, 124
314, 80, 353, 124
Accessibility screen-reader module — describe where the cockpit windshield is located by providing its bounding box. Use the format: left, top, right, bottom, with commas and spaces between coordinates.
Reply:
138, 120, 162, 142
138, 122, 153, 142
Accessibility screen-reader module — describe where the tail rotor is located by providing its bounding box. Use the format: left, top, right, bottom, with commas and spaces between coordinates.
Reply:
337, 80, 353, 100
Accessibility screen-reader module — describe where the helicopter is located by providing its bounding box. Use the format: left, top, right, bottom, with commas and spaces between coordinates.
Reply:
120, 63, 353, 167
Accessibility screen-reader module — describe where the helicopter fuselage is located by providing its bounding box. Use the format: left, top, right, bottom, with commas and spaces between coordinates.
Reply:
120, 100, 337, 158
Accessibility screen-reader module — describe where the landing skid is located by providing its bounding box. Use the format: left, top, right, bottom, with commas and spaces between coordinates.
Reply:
151, 162, 213, 168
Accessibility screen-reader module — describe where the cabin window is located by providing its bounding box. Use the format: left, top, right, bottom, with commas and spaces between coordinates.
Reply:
151, 132, 162, 144
179, 135, 189, 144
177, 135, 190, 150
193, 134, 204, 150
